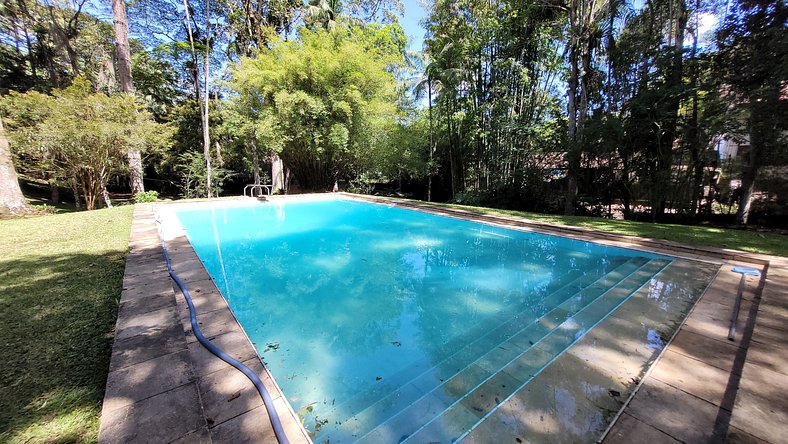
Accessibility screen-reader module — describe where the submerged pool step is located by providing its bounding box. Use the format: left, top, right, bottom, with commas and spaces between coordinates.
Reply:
320, 257, 668, 442
321, 258, 651, 442
315, 262, 620, 424
400, 258, 671, 443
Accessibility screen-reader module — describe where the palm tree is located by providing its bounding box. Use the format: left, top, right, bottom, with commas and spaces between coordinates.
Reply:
564, 0, 605, 215
414, 57, 444, 201
307, 0, 340, 29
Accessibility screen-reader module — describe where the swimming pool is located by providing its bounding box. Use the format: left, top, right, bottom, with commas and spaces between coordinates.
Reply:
174, 197, 719, 443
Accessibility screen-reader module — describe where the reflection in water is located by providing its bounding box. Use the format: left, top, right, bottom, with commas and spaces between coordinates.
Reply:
175, 199, 702, 442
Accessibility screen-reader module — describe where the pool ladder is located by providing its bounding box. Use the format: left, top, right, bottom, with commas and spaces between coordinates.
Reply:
244, 184, 273, 198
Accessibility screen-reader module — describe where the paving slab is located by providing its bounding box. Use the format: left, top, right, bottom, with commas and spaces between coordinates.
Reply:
109, 321, 187, 371
103, 348, 194, 413
729, 364, 788, 443
197, 358, 268, 427
604, 413, 681, 444
649, 349, 733, 407
99, 383, 206, 444
742, 339, 788, 377
209, 405, 279, 444
113, 305, 180, 341
667, 329, 742, 374
626, 378, 727, 443
116, 287, 177, 319
726, 426, 770, 443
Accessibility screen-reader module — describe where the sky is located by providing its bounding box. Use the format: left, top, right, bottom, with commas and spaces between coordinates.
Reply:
399, 0, 428, 52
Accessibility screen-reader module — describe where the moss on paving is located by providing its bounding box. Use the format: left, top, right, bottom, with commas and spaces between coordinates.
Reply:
0, 206, 133, 444
425, 201, 788, 257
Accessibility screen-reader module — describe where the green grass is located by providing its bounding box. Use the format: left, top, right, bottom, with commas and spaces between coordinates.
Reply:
0, 206, 133, 443
420, 201, 788, 257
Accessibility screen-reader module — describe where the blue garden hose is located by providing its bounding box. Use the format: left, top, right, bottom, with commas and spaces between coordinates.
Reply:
157, 232, 291, 444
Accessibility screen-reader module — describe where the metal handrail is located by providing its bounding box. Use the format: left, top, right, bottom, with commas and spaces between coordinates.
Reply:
244, 184, 273, 198
729, 266, 761, 340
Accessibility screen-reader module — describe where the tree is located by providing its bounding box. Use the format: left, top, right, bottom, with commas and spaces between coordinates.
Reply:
228, 24, 406, 190
414, 55, 445, 201
112, 0, 145, 195
0, 116, 32, 216
564, 0, 605, 215
716, 0, 788, 224
2, 78, 171, 210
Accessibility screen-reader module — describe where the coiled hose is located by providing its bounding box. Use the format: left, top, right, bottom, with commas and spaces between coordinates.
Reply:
157, 229, 291, 444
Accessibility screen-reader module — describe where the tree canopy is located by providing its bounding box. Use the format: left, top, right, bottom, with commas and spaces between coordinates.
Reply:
227, 24, 408, 190
2, 78, 170, 209
0, 0, 784, 226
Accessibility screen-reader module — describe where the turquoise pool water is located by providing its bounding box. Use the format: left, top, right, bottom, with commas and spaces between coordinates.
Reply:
175, 198, 701, 442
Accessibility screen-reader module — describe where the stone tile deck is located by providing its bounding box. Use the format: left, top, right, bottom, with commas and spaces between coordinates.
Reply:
100, 196, 788, 443
98, 203, 310, 444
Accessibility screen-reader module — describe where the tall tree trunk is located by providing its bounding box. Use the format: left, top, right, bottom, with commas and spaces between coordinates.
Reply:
252, 143, 260, 185
183, 0, 211, 197
654, 0, 687, 219
737, 105, 766, 225
203, 0, 212, 197
112, 0, 145, 195
48, 177, 59, 204
736, 155, 758, 225
271, 152, 285, 193
427, 79, 434, 202
565, 25, 580, 216
0, 117, 31, 215
71, 178, 82, 210
18, 7, 37, 81
688, 0, 702, 215
112, 0, 133, 92
47, 6, 80, 76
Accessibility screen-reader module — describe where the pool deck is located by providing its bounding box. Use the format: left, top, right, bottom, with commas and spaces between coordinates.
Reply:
98, 203, 311, 444
98, 195, 788, 443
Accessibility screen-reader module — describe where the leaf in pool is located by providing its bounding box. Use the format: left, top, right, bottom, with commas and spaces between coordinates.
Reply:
391, 341, 401, 347
314, 417, 329, 432
376, 376, 382, 381
265, 342, 280, 352
297, 401, 317, 416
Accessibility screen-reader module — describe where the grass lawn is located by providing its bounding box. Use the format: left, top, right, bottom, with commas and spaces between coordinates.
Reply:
0, 206, 133, 443
424, 201, 788, 257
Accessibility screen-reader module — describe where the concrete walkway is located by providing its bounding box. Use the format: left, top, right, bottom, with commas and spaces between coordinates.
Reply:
604, 257, 787, 444
98, 203, 309, 443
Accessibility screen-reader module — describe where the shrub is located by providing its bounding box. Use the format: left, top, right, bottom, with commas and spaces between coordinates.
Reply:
133, 191, 159, 203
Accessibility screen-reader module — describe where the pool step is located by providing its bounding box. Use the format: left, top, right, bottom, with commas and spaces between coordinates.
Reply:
315, 260, 625, 425
398, 258, 671, 443
320, 257, 669, 442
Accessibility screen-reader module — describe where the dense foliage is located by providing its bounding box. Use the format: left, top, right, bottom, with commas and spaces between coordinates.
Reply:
419, 0, 786, 223
2, 79, 170, 209
227, 25, 408, 190
0, 0, 785, 226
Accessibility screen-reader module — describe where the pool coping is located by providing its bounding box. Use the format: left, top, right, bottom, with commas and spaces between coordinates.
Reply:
99, 195, 787, 443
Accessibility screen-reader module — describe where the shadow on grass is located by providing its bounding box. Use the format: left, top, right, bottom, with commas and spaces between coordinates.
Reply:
0, 249, 127, 443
